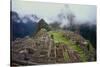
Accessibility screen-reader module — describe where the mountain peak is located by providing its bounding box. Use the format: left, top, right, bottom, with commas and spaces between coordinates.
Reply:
38, 19, 51, 31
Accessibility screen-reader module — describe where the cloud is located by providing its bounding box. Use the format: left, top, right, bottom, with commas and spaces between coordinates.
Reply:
12, 0, 96, 25
69, 4, 96, 24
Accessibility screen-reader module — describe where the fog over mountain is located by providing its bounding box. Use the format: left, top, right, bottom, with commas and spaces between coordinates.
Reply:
11, 0, 96, 49
12, 0, 96, 26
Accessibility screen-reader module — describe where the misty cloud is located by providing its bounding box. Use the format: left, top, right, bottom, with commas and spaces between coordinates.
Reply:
12, 0, 96, 26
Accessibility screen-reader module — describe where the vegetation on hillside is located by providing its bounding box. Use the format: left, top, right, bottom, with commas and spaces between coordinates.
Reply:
11, 11, 96, 66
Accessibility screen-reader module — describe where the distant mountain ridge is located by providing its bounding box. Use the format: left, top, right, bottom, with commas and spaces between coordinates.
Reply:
11, 11, 50, 41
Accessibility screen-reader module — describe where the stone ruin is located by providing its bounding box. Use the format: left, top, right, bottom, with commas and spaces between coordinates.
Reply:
11, 35, 81, 66
11, 29, 95, 66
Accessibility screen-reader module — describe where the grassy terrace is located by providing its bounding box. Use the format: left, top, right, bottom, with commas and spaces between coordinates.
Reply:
48, 31, 87, 62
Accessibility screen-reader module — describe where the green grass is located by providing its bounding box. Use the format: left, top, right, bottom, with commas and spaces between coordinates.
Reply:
48, 31, 88, 61
49, 31, 69, 44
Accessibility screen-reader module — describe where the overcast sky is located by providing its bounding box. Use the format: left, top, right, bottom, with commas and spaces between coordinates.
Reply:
12, 0, 96, 26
